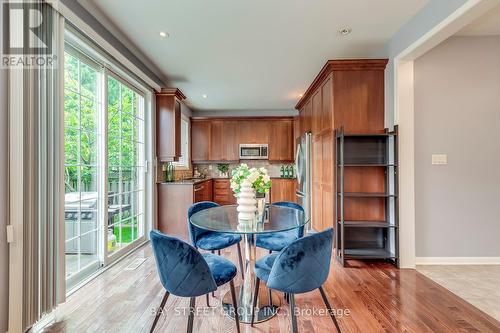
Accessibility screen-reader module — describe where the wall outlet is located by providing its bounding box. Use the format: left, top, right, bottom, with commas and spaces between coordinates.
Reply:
432, 154, 447, 165
208, 165, 213, 170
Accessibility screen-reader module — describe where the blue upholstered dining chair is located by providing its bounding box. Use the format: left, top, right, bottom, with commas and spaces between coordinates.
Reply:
149, 230, 240, 333
188, 202, 244, 280
251, 228, 341, 333
256, 201, 305, 253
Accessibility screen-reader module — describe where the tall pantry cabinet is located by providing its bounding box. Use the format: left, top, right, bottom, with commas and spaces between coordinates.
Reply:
295, 59, 388, 235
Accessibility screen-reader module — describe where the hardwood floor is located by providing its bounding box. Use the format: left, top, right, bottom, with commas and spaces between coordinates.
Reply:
43, 244, 500, 333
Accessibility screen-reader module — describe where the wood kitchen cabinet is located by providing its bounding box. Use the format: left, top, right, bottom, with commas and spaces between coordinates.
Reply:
213, 179, 236, 206
311, 88, 322, 135
157, 179, 212, 241
270, 178, 297, 203
191, 120, 211, 162
191, 118, 292, 163
194, 179, 213, 202
311, 131, 334, 232
156, 88, 186, 161
269, 119, 294, 162
223, 121, 239, 161
296, 59, 388, 240
191, 119, 239, 162
239, 120, 269, 144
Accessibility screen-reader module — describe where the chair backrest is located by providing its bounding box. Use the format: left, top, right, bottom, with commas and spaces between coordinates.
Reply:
187, 201, 220, 246
272, 201, 305, 238
267, 228, 333, 294
150, 230, 217, 297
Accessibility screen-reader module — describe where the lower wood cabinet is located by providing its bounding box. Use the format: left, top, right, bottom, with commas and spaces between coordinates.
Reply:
270, 178, 297, 203
194, 179, 213, 202
213, 179, 237, 206
157, 179, 212, 241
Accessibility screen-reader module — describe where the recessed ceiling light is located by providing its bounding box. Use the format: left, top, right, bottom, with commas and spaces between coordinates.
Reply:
202, 94, 208, 98
159, 31, 169, 38
339, 27, 352, 36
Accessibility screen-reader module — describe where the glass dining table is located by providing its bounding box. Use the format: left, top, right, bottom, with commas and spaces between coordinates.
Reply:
190, 204, 309, 324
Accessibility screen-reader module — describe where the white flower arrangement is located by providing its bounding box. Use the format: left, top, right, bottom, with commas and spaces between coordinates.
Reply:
230, 163, 272, 195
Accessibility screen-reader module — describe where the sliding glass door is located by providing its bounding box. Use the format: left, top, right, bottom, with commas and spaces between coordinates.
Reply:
64, 42, 148, 290
64, 49, 102, 289
106, 75, 145, 257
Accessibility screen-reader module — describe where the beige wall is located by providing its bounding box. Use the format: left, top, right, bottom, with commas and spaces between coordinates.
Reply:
0, 2, 9, 330
414, 36, 500, 257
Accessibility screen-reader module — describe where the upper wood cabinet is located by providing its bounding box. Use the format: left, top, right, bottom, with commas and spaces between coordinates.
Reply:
156, 88, 186, 161
191, 118, 292, 163
320, 74, 333, 131
269, 119, 294, 162
239, 120, 269, 144
224, 120, 239, 161
209, 120, 239, 162
311, 88, 322, 135
209, 120, 224, 161
296, 59, 387, 136
191, 120, 210, 162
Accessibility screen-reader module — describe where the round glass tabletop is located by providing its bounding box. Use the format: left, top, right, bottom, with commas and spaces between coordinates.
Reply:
189, 204, 309, 234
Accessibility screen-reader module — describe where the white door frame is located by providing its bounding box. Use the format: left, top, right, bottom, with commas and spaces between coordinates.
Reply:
394, 0, 498, 268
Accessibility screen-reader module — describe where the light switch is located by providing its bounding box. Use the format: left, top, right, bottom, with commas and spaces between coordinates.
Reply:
432, 154, 447, 165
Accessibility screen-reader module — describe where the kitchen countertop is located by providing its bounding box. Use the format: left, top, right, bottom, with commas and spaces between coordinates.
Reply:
158, 176, 296, 185
158, 178, 213, 185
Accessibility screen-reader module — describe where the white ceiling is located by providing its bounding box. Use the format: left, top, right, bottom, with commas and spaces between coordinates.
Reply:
457, 5, 500, 36
81, 0, 428, 111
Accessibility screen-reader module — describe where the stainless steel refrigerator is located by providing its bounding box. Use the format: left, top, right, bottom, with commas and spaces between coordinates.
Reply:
295, 132, 312, 231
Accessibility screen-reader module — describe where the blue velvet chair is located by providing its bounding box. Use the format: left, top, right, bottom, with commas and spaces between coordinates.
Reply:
188, 202, 244, 280
256, 201, 305, 253
149, 230, 240, 333
251, 228, 341, 333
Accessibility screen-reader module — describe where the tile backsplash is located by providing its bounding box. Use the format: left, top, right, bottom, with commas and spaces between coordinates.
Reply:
194, 161, 292, 178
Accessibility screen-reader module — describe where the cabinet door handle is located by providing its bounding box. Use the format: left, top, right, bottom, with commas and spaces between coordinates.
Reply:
194, 186, 203, 192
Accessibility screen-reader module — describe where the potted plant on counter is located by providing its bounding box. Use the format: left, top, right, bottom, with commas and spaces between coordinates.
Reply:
217, 163, 230, 178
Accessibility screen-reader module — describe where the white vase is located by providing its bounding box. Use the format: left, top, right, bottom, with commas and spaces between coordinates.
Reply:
236, 180, 257, 224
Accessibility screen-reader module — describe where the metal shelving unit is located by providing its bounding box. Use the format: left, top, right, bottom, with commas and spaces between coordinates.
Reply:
335, 126, 399, 267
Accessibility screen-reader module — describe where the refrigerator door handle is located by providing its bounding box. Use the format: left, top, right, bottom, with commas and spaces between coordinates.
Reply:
295, 144, 302, 186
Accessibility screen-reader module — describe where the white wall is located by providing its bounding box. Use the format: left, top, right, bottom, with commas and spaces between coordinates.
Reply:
0, 2, 9, 331
380, 0, 470, 128
414, 36, 500, 257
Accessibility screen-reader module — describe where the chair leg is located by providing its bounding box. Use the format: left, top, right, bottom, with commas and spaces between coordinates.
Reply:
210, 250, 215, 297
217, 249, 221, 255
229, 280, 241, 333
268, 288, 273, 307
236, 243, 244, 279
289, 294, 298, 333
319, 286, 341, 333
206, 294, 210, 307
251, 277, 260, 327
187, 297, 196, 333
150, 291, 169, 333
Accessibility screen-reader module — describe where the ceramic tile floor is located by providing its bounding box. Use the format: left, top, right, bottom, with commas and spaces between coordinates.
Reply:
417, 265, 500, 321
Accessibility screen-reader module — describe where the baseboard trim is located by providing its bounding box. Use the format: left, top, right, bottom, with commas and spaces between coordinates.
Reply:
416, 257, 500, 265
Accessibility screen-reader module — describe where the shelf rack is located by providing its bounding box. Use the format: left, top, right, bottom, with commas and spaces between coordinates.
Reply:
335, 126, 399, 267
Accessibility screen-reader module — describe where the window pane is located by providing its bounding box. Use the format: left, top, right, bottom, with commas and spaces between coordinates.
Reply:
80, 166, 98, 192
80, 62, 97, 99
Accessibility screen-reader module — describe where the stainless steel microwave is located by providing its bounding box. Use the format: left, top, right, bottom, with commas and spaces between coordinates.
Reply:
239, 144, 268, 160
